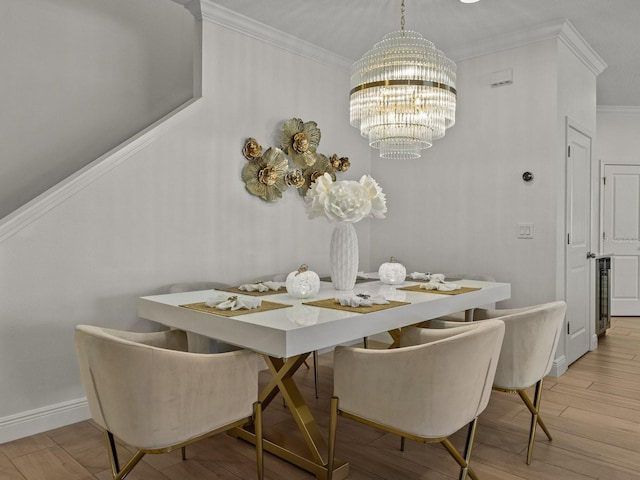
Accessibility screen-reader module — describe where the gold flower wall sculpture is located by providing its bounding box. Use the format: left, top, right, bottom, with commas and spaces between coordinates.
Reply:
242, 118, 350, 202
242, 147, 288, 202
242, 138, 262, 160
300, 153, 336, 197
281, 118, 321, 168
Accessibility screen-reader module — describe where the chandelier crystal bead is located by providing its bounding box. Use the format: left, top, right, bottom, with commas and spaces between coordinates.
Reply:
349, 3, 456, 160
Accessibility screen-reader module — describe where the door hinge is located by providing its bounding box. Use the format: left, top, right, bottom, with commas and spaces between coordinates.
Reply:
603, 176, 606, 185
568, 145, 571, 157
567, 322, 570, 335
567, 233, 570, 245
603, 231, 606, 241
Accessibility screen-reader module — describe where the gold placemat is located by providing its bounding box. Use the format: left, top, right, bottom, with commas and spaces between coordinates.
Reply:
303, 298, 410, 314
180, 300, 292, 317
398, 285, 481, 295
217, 286, 286, 297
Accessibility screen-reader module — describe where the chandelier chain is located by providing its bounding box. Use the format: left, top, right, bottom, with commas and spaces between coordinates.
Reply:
400, 0, 405, 34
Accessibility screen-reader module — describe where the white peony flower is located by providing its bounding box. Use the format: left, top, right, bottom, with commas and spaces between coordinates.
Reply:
304, 172, 387, 223
304, 173, 332, 219
326, 180, 371, 222
359, 175, 387, 219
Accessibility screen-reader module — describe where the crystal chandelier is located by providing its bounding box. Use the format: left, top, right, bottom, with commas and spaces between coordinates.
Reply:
349, 0, 457, 159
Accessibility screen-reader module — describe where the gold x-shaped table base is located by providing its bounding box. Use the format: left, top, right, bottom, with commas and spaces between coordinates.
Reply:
231, 353, 349, 480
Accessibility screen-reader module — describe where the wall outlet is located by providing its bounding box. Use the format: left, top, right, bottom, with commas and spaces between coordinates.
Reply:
517, 223, 534, 239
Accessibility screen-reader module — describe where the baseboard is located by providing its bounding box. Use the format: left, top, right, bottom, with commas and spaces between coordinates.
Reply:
548, 354, 568, 377
0, 398, 90, 444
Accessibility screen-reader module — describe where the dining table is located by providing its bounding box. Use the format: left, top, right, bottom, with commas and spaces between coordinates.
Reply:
138, 277, 510, 480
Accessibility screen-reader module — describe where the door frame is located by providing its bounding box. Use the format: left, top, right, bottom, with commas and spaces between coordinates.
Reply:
573, 117, 596, 352
555, 117, 596, 375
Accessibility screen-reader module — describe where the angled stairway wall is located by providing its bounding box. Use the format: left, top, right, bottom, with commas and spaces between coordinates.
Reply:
0, 0, 369, 443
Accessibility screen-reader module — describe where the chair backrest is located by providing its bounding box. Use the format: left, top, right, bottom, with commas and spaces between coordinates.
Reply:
75, 325, 258, 450
486, 301, 566, 390
333, 318, 504, 439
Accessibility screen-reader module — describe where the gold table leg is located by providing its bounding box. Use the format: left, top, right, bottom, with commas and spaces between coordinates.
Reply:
388, 328, 403, 348
231, 353, 349, 480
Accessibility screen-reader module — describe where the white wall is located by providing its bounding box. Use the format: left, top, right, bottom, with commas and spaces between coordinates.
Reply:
596, 108, 640, 164
0, 0, 195, 219
371, 40, 560, 309
0, 6, 371, 443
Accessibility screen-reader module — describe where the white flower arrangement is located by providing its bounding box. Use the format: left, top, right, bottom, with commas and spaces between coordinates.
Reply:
304, 173, 387, 223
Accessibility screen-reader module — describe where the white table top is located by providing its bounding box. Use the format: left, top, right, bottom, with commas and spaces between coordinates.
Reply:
138, 279, 510, 358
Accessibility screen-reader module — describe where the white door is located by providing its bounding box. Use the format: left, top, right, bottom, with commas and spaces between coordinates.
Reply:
602, 164, 640, 315
566, 125, 593, 365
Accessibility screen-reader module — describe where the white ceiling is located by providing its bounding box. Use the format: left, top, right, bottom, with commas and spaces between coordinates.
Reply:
208, 0, 640, 107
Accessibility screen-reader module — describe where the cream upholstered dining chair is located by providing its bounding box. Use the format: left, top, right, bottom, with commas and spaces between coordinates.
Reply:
75, 325, 263, 480
471, 301, 567, 464
327, 319, 505, 480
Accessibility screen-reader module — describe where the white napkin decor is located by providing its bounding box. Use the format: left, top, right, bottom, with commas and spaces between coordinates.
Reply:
409, 272, 431, 280
356, 271, 378, 279
336, 293, 390, 308
206, 294, 262, 311
238, 281, 284, 292
419, 276, 461, 292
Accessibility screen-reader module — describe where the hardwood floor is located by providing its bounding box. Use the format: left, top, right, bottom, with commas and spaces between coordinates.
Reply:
2, 317, 640, 480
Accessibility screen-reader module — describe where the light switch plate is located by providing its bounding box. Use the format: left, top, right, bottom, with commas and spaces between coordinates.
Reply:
517, 223, 534, 239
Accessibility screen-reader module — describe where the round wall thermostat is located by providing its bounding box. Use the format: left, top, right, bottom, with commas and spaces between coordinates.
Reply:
522, 171, 534, 182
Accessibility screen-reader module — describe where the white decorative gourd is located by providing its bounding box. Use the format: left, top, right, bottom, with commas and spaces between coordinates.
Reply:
286, 264, 320, 298
378, 257, 407, 285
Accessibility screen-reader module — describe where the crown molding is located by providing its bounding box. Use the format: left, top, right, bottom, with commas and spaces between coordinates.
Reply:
448, 19, 567, 60
177, 3, 607, 77
183, 0, 352, 71
558, 19, 607, 76
597, 105, 640, 115
448, 18, 606, 76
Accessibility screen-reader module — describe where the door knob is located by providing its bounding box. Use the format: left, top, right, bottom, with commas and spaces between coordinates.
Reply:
587, 252, 596, 259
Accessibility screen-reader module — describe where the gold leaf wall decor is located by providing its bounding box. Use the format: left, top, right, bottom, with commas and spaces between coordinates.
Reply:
242, 118, 350, 203
281, 118, 321, 168
242, 147, 288, 202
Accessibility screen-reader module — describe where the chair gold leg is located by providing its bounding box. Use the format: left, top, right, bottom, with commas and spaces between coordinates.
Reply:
517, 379, 550, 465
105, 431, 120, 474
255, 401, 264, 480
112, 449, 146, 480
363, 337, 369, 349
313, 350, 319, 399
459, 418, 478, 480
327, 397, 339, 480
181, 446, 186, 461
104, 430, 146, 479
441, 433, 479, 480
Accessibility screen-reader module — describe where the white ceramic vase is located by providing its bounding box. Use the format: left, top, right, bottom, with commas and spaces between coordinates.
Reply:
330, 222, 358, 290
